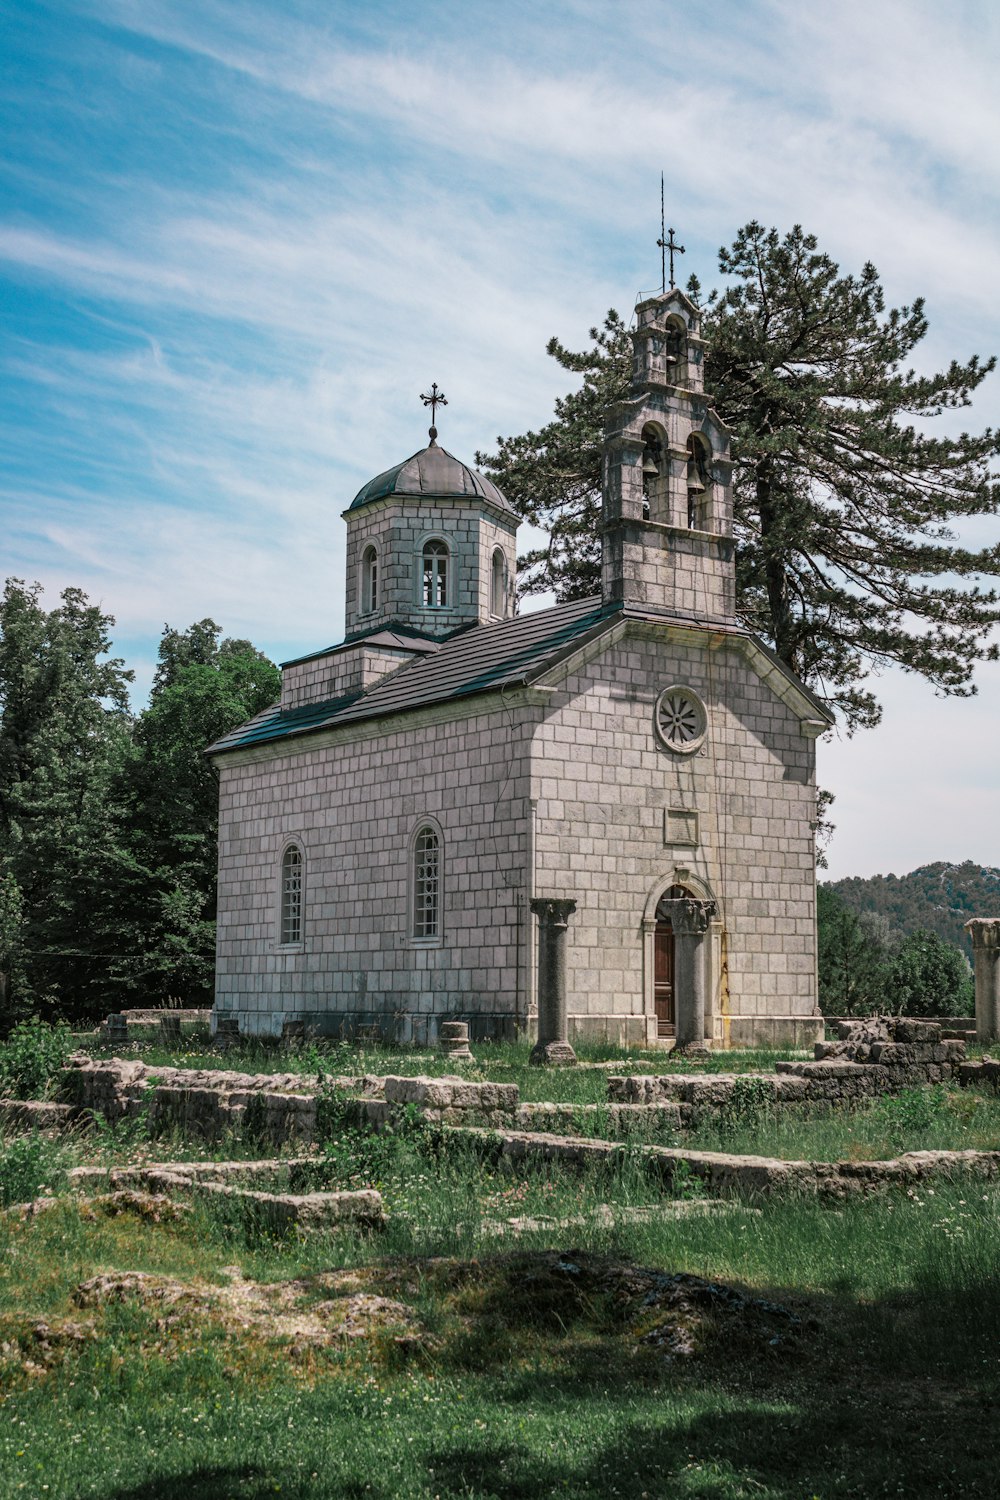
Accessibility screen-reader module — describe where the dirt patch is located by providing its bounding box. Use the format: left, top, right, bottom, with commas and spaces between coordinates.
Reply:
5, 1251, 815, 1384
74, 1270, 207, 1311
61, 1263, 424, 1354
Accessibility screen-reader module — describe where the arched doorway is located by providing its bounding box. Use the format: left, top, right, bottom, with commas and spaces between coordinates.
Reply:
653, 884, 693, 1039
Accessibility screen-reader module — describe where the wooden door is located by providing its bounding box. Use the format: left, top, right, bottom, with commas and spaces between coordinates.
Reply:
654, 921, 675, 1037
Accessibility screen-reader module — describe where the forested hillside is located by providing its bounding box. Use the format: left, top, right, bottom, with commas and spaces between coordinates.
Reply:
825, 862, 1000, 955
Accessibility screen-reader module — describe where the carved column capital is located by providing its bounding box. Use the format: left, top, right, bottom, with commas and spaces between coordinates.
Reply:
530, 898, 577, 931
966, 918, 1000, 952
658, 897, 716, 938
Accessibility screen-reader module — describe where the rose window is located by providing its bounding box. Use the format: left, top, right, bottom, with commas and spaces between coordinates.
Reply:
654, 686, 707, 754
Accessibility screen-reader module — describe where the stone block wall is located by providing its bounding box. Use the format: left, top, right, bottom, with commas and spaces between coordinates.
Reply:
344, 499, 517, 639
214, 692, 535, 1038
56, 1059, 521, 1142
281, 642, 422, 710
531, 626, 822, 1048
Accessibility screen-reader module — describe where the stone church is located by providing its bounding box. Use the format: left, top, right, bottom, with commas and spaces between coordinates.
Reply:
207, 287, 832, 1049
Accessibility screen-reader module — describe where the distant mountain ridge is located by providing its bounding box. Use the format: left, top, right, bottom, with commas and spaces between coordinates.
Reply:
824, 861, 1000, 954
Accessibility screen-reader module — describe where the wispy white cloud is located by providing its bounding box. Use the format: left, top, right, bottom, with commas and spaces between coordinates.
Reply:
3, 0, 999, 874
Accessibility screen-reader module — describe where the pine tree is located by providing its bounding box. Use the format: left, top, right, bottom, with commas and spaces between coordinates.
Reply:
480, 224, 1000, 731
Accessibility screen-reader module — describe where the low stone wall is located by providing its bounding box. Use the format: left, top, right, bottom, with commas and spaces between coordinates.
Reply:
59, 1058, 330, 1141
475, 1127, 1000, 1200
0, 1099, 78, 1130
56, 1059, 520, 1142
609, 1018, 967, 1116
59, 1157, 384, 1233
959, 1059, 1000, 1090
381, 1075, 518, 1126
516, 1101, 685, 1131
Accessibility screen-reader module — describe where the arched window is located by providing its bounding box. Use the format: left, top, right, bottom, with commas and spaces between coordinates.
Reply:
686, 435, 711, 528
361, 544, 378, 614
412, 825, 440, 939
422, 540, 449, 608
280, 844, 303, 945
490, 548, 506, 616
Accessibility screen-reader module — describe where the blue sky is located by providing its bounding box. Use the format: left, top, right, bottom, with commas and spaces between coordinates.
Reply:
2, 0, 999, 881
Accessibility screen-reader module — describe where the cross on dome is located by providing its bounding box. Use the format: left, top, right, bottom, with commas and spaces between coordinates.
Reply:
420, 382, 448, 444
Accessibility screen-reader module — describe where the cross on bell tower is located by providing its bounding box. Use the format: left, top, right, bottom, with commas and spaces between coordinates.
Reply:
655, 176, 686, 292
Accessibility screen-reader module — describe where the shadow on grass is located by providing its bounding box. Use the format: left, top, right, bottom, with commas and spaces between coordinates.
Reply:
104, 1467, 271, 1500
417, 1400, 1000, 1499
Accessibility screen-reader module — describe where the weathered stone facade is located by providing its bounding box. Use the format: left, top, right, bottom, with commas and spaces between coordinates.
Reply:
208, 288, 833, 1046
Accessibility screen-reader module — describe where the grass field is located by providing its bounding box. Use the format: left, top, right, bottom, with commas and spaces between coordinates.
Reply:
3, 1026, 1000, 1497
3, 1098, 1000, 1499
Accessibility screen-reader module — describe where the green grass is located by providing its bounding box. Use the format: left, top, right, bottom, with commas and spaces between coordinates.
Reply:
531, 1084, 1000, 1160
3, 1117, 1000, 1497
6, 1044, 1000, 1495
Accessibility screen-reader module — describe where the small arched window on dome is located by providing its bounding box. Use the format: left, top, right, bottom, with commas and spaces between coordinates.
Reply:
686, 434, 711, 529
490, 548, 506, 617
422, 539, 449, 608
361, 544, 379, 614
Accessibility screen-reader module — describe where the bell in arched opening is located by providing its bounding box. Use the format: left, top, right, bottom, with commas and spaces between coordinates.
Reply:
641, 424, 666, 520
686, 434, 711, 529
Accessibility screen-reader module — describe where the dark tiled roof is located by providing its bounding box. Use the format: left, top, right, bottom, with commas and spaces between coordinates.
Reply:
207, 596, 617, 754
282, 626, 440, 670
207, 596, 833, 757
347, 443, 517, 519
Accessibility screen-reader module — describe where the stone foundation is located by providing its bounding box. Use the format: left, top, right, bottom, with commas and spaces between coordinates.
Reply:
473, 1128, 1000, 1199
47, 1016, 976, 1152
610, 1017, 967, 1116
56, 1059, 519, 1141
60, 1158, 384, 1233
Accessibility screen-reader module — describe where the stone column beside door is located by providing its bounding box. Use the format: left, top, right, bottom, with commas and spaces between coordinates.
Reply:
658, 897, 716, 1052
530, 898, 577, 1066
965, 918, 1000, 1045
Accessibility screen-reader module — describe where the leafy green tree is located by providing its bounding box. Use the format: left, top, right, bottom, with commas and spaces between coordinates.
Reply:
0, 579, 134, 1022
107, 621, 280, 1007
481, 224, 1000, 731
0, 590, 280, 1020
0, 868, 24, 1023
827, 860, 1000, 956
880, 929, 974, 1017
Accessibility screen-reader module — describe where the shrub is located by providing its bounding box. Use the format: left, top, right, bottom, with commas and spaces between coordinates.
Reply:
716, 1076, 773, 1138
0, 1133, 66, 1207
0, 1017, 74, 1099
874, 1085, 950, 1146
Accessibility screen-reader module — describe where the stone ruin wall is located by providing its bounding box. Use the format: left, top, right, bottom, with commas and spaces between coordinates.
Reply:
42, 1017, 997, 1150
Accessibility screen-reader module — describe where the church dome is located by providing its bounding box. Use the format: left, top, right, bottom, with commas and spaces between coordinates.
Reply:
349, 442, 518, 518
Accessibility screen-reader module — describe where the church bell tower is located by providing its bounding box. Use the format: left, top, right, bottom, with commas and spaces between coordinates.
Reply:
601, 286, 736, 623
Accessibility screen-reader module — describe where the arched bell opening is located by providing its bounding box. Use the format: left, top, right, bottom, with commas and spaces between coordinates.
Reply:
640, 422, 668, 523
663, 315, 688, 381
685, 433, 712, 530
